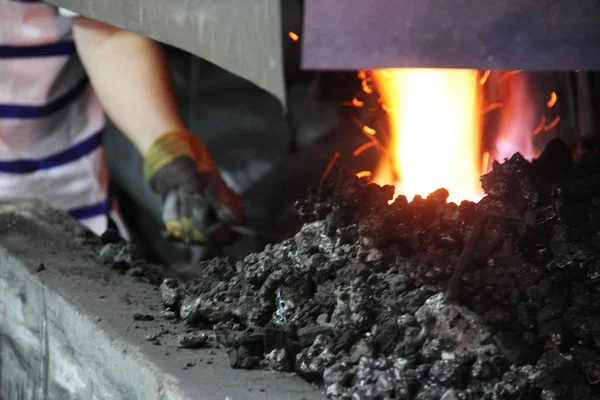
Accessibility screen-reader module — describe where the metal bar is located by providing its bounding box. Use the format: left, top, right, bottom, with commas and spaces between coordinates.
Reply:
444, 215, 488, 303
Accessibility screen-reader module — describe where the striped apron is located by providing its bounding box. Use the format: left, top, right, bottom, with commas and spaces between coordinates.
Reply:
0, 0, 125, 236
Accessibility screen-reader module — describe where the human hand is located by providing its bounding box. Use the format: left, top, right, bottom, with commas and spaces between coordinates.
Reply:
143, 129, 246, 245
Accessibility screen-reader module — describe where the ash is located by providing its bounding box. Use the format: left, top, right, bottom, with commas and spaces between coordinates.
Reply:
160, 138, 600, 399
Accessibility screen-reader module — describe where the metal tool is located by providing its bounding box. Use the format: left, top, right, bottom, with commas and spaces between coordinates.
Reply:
444, 215, 488, 303
162, 224, 288, 261
227, 225, 288, 242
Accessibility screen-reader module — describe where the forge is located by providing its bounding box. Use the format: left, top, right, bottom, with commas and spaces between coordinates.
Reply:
152, 136, 600, 399
0, 128, 598, 400
3, 135, 598, 399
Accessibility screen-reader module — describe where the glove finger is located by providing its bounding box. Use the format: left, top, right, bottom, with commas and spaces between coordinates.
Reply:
190, 194, 210, 227
178, 188, 194, 243
194, 172, 234, 218
163, 191, 183, 239
214, 193, 246, 226
188, 191, 236, 246
189, 194, 213, 243
180, 189, 209, 244
203, 177, 246, 226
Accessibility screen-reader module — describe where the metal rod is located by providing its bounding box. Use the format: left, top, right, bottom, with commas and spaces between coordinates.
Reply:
444, 215, 488, 303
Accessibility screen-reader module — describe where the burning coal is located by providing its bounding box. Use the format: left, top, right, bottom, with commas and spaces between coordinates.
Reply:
352, 69, 562, 206
148, 137, 600, 399
94, 68, 591, 398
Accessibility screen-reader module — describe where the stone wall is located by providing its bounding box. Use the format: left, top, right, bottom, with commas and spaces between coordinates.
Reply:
0, 200, 324, 400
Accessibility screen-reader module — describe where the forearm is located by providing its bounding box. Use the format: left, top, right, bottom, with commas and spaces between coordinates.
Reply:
72, 18, 186, 154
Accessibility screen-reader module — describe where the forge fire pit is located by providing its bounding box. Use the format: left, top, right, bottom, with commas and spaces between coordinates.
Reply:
150, 137, 600, 399
1, 137, 599, 400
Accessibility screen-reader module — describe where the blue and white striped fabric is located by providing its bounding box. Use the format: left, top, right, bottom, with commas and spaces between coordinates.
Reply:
0, 0, 125, 236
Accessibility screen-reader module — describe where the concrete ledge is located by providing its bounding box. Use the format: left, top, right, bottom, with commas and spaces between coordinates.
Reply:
0, 200, 325, 400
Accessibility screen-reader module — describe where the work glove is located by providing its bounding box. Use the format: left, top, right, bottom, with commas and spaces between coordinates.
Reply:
143, 129, 246, 246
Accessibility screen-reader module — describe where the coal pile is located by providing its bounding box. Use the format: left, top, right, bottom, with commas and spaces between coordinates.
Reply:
97, 229, 164, 285
159, 137, 600, 399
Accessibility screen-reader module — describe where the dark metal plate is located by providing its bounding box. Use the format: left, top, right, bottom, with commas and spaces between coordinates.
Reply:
45, 0, 286, 107
302, 0, 600, 71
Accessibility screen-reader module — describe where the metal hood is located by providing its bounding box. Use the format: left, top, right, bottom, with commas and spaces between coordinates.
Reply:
301, 0, 600, 71
45, 0, 286, 108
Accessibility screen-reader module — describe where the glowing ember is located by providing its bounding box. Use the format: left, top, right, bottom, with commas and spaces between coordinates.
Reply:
371, 69, 484, 203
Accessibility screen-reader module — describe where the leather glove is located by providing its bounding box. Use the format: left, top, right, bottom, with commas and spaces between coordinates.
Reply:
143, 129, 246, 245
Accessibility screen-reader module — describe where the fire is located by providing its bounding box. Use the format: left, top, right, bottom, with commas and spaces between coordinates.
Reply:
371, 69, 484, 203
491, 72, 537, 162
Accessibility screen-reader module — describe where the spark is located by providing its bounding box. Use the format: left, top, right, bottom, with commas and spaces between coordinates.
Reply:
499, 70, 522, 82
481, 102, 503, 114
544, 116, 560, 131
339, 97, 364, 108
353, 117, 386, 153
352, 97, 364, 107
361, 77, 374, 94
479, 70, 491, 86
356, 171, 372, 179
353, 116, 397, 172
362, 125, 376, 135
547, 92, 557, 108
288, 32, 299, 41
532, 116, 546, 136
320, 152, 340, 185
353, 142, 376, 157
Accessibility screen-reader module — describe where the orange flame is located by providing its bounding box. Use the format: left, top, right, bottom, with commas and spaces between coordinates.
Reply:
481, 151, 490, 174
492, 72, 537, 161
371, 69, 484, 203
